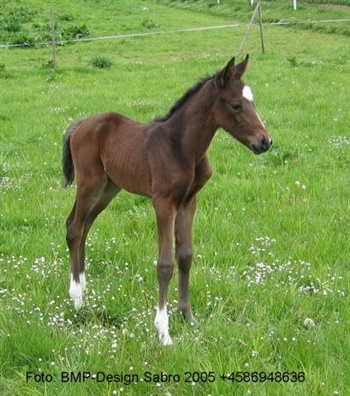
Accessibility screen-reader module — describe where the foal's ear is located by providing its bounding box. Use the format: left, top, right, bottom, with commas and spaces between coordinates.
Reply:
214, 56, 235, 88
233, 54, 249, 80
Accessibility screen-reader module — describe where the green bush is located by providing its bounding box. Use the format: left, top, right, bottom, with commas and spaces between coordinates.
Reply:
89, 56, 113, 69
141, 18, 160, 29
61, 24, 90, 40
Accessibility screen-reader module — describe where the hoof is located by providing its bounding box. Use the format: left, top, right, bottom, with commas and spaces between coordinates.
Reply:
179, 307, 199, 327
189, 318, 200, 328
71, 295, 83, 310
160, 334, 173, 347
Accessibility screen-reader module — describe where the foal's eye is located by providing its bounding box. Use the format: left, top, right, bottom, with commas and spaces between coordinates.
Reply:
231, 102, 242, 112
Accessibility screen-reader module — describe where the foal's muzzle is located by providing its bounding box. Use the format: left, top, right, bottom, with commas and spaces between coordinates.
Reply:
252, 136, 272, 155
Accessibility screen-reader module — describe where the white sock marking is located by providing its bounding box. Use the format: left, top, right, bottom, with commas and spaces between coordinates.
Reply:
154, 307, 173, 346
80, 271, 86, 292
69, 273, 83, 309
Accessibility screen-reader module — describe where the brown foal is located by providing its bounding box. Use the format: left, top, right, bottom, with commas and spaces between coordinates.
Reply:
62, 55, 272, 345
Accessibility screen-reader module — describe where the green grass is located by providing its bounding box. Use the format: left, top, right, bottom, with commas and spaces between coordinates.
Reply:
1, 0, 350, 395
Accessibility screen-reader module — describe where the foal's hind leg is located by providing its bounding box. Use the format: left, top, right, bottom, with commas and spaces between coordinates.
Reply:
67, 177, 119, 308
175, 195, 198, 326
77, 182, 121, 292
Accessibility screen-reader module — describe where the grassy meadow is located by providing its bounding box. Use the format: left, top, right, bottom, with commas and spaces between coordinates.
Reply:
1, 0, 350, 395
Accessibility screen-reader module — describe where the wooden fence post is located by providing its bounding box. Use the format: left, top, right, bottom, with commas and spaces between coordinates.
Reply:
238, 0, 265, 55
258, 0, 265, 54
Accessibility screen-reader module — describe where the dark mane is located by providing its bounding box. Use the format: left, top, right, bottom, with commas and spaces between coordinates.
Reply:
154, 73, 215, 122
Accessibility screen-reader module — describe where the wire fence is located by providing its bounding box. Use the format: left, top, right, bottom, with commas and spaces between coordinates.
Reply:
1, 18, 350, 50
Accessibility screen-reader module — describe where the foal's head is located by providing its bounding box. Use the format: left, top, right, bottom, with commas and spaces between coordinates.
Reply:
214, 55, 272, 154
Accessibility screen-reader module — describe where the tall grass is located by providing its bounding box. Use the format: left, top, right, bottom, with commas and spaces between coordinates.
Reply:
1, 1, 350, 395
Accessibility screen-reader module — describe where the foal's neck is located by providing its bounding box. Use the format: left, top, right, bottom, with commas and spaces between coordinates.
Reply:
166, 78, 218, 164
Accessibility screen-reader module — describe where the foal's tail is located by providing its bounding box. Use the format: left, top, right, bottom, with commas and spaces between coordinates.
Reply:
62, 121, 82, 187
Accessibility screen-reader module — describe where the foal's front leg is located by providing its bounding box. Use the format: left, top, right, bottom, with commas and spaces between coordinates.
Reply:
153, 198, 177, 346
175, 196, 198, 326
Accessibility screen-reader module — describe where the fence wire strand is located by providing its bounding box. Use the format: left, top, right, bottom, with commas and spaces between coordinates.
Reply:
1, 18, 350, 49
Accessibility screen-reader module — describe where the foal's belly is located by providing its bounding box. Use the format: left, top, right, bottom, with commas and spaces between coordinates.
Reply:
102, 134, 152, 197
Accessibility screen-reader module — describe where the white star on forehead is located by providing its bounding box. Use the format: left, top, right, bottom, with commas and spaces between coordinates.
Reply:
242, 85, 254, 102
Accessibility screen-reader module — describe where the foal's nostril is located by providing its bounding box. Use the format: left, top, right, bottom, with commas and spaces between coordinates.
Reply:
261, 137, 271, 150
